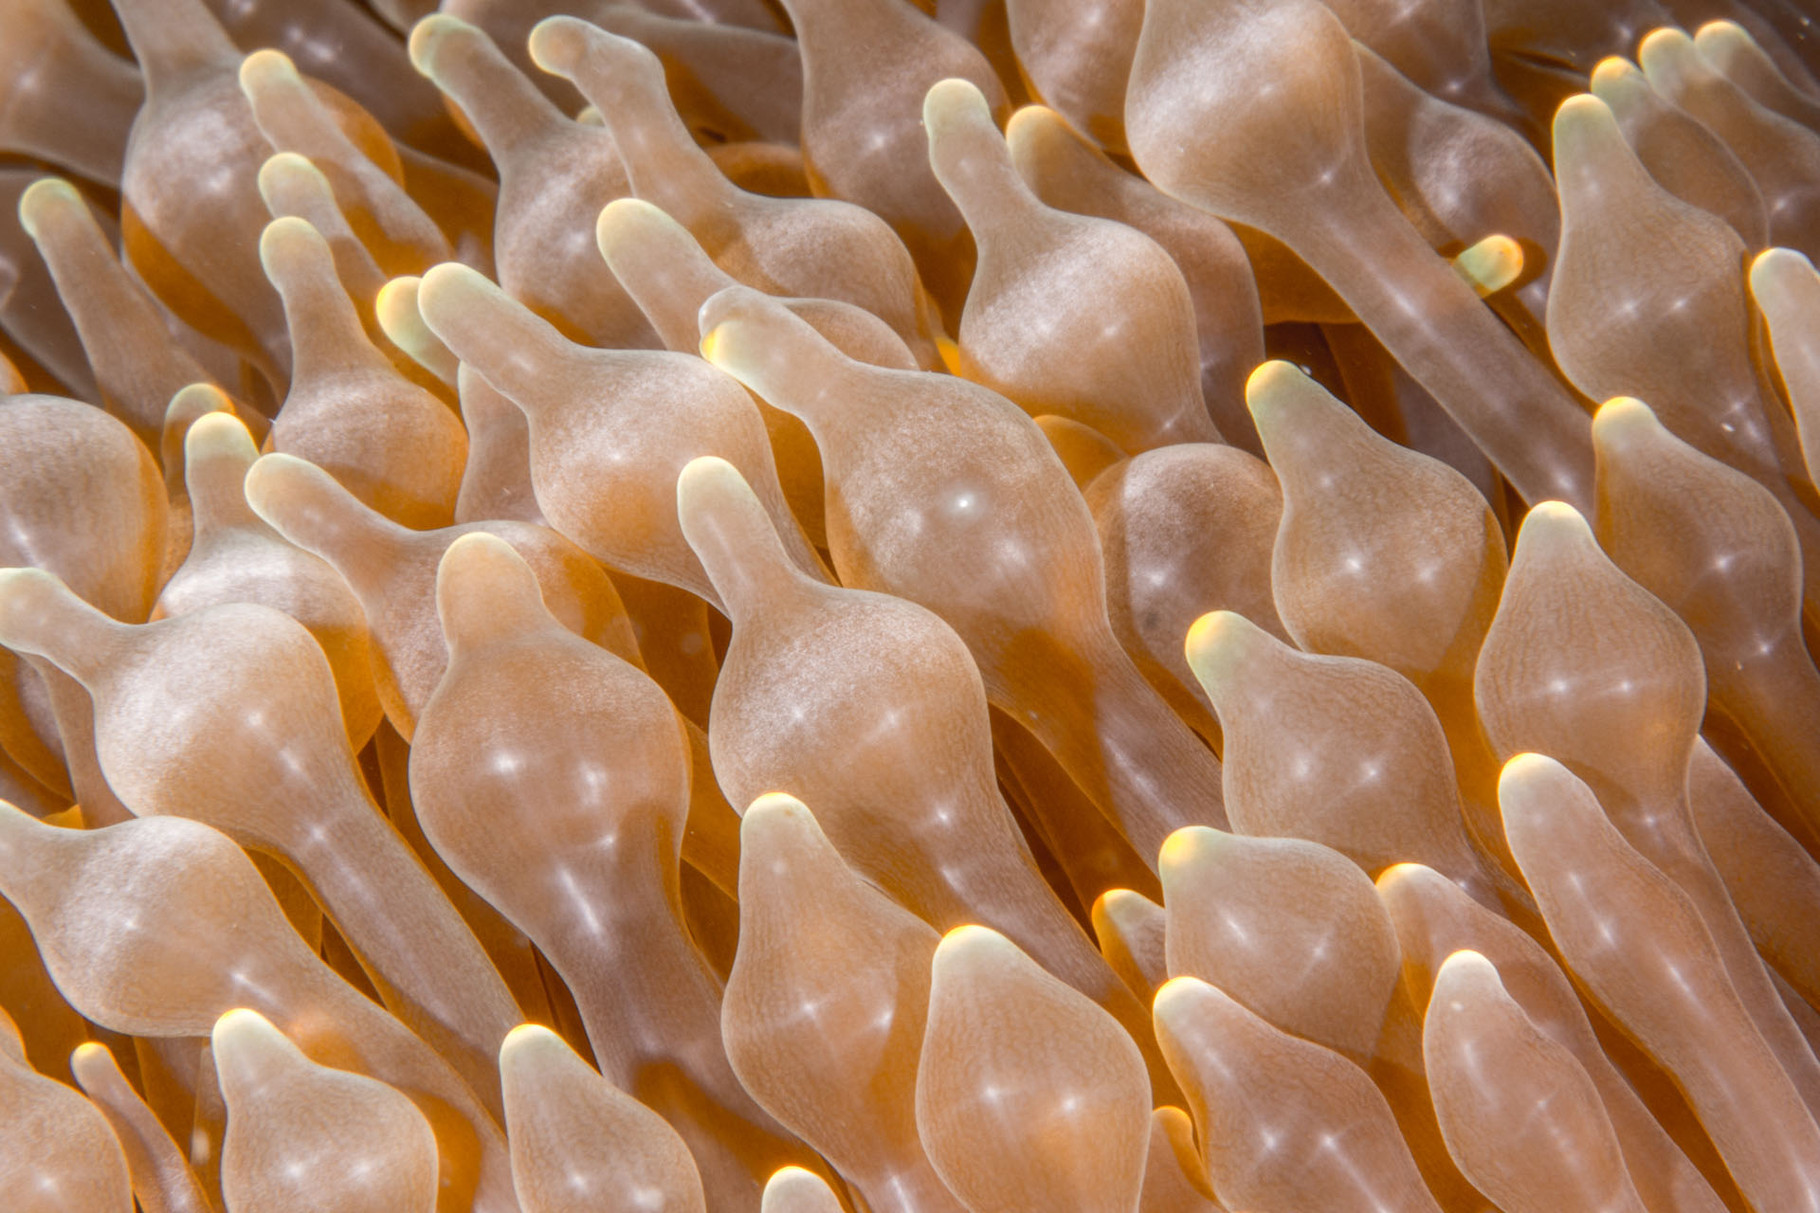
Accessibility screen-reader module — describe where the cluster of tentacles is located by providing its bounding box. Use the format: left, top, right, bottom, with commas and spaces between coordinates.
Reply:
2, 0, 1820, 1210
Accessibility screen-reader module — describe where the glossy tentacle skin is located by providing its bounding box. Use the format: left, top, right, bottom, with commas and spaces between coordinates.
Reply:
243, 449, 637, 742
0, 807, 518, 1213
525, 16, 936, 364
721, 794, 966, 1213
1422, 950, 1651, 1213
414, 261, 821, 610
1500, 754, 1820, 1213
924, 78, 1220, 454
155, 414, 382, 749
213, 1007, 441, 1213
1161, 825, 1402, 1063
1125, 0, 1597, 510
0, 1007, 134, 1213
1591, 397, 1820, 843
69, 1040, 217, 1213
499, 1024, 708, 1213
1475, 502, 1820, 1117
1153, 975, 1445, 1213
916, 926, 1152, 1213
408, 533, 817, 1212
677, 454, 1169, 1093
1548, 93, 1820, 591
4, 6, 1820, 1213
1377, 861, 1727, 1213
1004, 105, 1266, 447
0, 566, 522, 1116
699, 283, 1227, 864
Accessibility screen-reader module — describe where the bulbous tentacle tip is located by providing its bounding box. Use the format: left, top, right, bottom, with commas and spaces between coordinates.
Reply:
499, 1022, 569, 1076
68, 1041, 113, 1079
1638, 28, 1710, 100
1004, 103, 1063, 142
1435, 948, 1500, 988
677, 452, 803, 622
211, 1006, 278, 1051
526, 15, 596, 78
676, 454, 748, 520
1003, 105, 1081, 186
1091, 887, 1146, 919
374, 276, 458, 384
237, 47, 299, 100
924, 76, 1021, 218
697, 284, 801, 382
241, 452, 370, 548
166, 382, 234, 421
740, 794, 822, 852
596, 196, 670, 244
1183, 608, 1268, 692
1694, 18, 1748, 42
697, 322, 728, 367
1453, 234, 1524, 298
164, 384, 237, 465
698, 283, 768, 341
744, 790, 812, 820
406, 13, 476, 79
436, 531, 549, 652
1588, 55, 1640, 93
596, 198, 700, 273
416, 259, 483, 303
437, 529, 527, 585
374, 275, 423, 339
1243, 358, 1325, 424
1515, 500, 1596, 554
1589, 395, 1660, 448
501, 1021, 553, 1052
923, 76, 993, 134
415, 260, 502, 342
1552, 92, 1619, 150
1495, 751, 1576, 823
1639, 25, 1698, 68
241, 450, 310, 504
1496, 754, 1613, 875
1692, 19, 1767, 75
1150, 974, 1212, 1023
374, 274, 420, 313
1373, 861, 1438, 892
212, 1008, 312, 1096
1157, 824, 1229, 877
16, 176, 83, 240
257, 215, 332, 285
762, 1167, 843, 1213
1750, 246, 1817, 308
934, 923, 1013, 973
185, 408, 256, 463
255, 151, 318, 207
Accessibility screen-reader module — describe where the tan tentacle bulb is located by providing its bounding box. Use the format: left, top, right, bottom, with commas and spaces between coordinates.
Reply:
499, 1024, 707, 1213
5, 3, 1820, 1210
721, 793, 964, 1213
213, 1007, 440, 1213
409, 532, 816, 1210
1422, 950, 1651, 1213
917, 925, 1152, 1213
1500, 753, 1820, 1212
700, 283, 1226, 862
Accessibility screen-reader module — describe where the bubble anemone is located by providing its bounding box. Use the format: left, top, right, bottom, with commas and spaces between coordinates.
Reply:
0, 1, 1818, 1212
